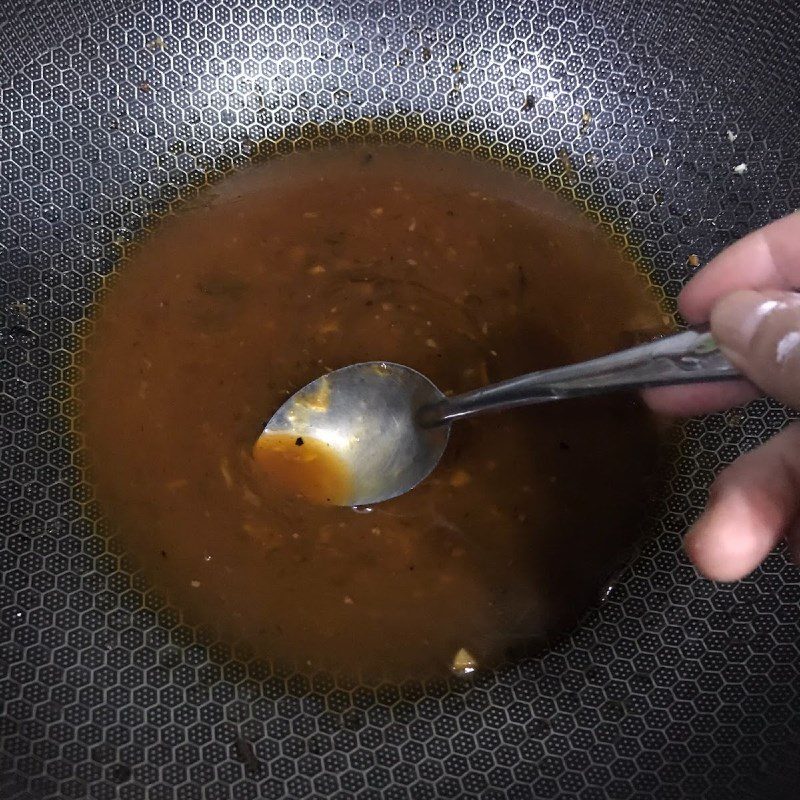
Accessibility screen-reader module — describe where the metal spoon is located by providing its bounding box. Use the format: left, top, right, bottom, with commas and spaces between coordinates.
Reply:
259, 329, 739, 506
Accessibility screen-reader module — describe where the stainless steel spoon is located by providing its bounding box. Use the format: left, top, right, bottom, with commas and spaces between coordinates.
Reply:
259, 329, 740, 506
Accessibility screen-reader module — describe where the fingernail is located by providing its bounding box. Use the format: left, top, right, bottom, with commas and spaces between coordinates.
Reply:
710, 289, 776, 356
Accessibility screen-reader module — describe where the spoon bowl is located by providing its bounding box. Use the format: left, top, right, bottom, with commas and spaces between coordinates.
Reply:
262, 362, 450, 506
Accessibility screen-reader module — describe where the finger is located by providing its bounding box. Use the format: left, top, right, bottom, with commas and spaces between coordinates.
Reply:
642, 380, 759, 416
684, 422, 800, 581
711, 288, 800, 408
679, 212, 800, 324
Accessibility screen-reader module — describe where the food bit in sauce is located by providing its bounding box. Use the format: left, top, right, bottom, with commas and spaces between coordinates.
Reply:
252, 432, 352, 506
80, 145, 666, 680
451, 647, 478, 677
449, 469, 471, 488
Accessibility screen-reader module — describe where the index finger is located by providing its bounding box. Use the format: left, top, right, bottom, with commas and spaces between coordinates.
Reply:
680, 212, 800, 323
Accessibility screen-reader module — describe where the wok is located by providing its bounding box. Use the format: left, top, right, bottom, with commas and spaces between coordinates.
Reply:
1, 0, 799, 797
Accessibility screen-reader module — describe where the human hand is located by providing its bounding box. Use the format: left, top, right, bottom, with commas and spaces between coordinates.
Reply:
644, 212, 800, 581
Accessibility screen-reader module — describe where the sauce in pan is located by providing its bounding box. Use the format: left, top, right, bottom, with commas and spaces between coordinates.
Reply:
80, 146, 667, 680
253, 433, 352, 506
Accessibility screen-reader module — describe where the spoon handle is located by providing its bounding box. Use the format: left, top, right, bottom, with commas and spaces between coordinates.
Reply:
419, 329, 741, 426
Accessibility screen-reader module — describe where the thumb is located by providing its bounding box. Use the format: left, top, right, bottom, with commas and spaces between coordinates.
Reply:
711, 289, 800, 409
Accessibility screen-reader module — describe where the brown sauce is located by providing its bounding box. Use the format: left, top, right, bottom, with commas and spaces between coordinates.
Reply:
253, 433, 352, 506
79, 146, 667, 680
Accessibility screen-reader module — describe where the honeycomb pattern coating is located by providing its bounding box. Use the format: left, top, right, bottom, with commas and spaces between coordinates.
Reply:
1, 0, 800, 798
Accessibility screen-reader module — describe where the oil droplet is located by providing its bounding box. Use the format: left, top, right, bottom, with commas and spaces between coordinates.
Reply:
253, 432, 352, 505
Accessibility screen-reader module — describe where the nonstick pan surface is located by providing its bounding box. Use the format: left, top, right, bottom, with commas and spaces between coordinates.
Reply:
1, 0, 799, 798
